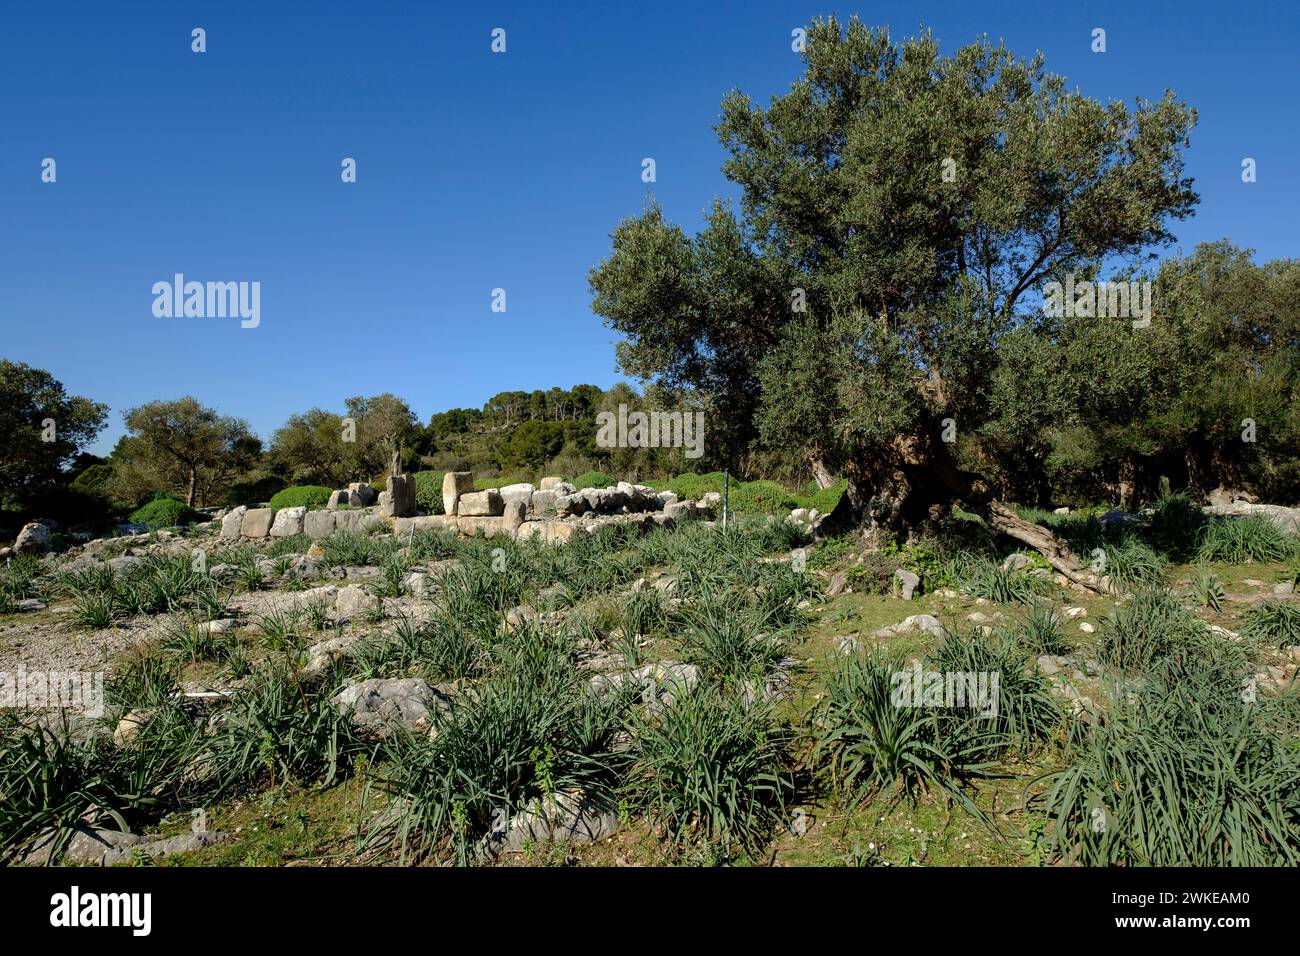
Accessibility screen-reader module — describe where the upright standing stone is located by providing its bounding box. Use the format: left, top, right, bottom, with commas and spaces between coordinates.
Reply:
379, 474, 416, 518
220, 506, 248, 540
503, 498, 528, 534
442, 471, 473, 516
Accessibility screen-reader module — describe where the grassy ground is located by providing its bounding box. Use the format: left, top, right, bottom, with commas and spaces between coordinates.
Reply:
2, 504, 1298, 867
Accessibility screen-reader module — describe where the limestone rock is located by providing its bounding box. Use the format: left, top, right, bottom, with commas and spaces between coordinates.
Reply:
240, 508, 275, 538
442, 471, 473, 516
269, 506, 307, 537
303, 510, 336, 539
14, 522, 51, 555
458, 489, 503, 517
895, 569, 921, 600
220, 506, 248, 540
333, 677, 449, 739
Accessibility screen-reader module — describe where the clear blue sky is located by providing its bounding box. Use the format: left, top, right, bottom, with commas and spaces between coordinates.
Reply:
3, 1, 1297, 455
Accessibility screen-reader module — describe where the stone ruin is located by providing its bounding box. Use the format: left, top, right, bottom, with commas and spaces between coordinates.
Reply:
212, 473, 723, 545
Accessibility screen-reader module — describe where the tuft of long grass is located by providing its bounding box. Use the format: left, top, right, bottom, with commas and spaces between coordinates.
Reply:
1187, 566, 1225, 611
362, 628, 628, 864
947, 553, 1052, 606
625, 686, 794, 861
1240, 601, 1300, 648
813, 651, 1006, 828
1197, 516, 1293, 564
1098, 588, 1207, 673
1030, 656, 1300, 866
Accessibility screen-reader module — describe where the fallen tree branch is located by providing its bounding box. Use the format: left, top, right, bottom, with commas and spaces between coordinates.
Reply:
985, 501, 1106, 593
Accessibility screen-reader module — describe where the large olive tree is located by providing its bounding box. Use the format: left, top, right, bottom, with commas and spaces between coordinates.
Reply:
590, 18, 1198, 566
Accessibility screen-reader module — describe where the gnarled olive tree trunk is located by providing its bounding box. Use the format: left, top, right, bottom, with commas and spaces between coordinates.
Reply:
821, 438, 1106, 592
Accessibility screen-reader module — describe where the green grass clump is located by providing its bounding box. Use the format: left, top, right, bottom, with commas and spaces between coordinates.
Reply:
626, 686, 794, 861
1098, 588, 1207, 673
1031, 657, 1300, 866
363, 629, 628, 864
1099, 536, 1166, 589
1240, 601, 1300, 648
813, 651, 1005, 826
1187, 567, 1225, 611
1197, 516, 1293, 563
947, 553, 1052, 605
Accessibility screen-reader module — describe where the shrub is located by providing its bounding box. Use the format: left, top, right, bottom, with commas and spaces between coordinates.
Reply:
413, 471, 446, 514
268, 485, 333, 510
845, 553, 898, 595
1197, 516, 1292, 564
571, 471, 616, 490
129, 497, 200, 528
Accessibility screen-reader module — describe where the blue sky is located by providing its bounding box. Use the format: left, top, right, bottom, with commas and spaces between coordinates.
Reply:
2, 1, 1297, 455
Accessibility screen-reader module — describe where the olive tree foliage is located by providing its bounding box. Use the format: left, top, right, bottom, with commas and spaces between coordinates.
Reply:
589, 18, 1198, 538
983, 242, 1300, 506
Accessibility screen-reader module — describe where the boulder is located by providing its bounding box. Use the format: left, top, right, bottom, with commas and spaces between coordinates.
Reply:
220, 506, 248, 540
379, 474, 416, 518
894, 569, 921, 600
348, 482, 377, 507
240, 508, 275, 538
14, 522, 51, 555
113, 708, 155, 747
333, 678, 450, 739
334, 584, 379, 620
530, 488, 560, 516
1002, 553, 1034, 572
391, 515, 455, 535
303, 633, 364, 676
538, 476, 565, 491
303, 510, 336, 539
327, 490, 349, 510
442, 471, 473, 516
478, 790, 619, 859
503, 497, 528, 533
269, 506, 307, 537
458, 489, 503, 517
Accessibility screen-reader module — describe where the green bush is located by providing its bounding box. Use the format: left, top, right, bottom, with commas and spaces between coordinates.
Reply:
129, 497, 200, 528
413, 471, 445, 514
571, 471, 616, 490
267, 485, 333, 510
729, 479, 796, 514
